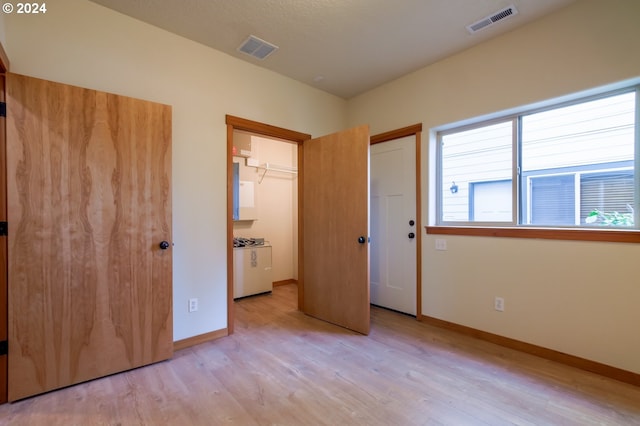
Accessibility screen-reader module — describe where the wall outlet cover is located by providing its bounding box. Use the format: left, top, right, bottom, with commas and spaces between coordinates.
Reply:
189, 298, 198, 312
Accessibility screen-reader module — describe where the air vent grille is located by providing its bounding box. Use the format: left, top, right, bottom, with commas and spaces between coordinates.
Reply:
466, 5, 518, 34
237, 35, 279, 60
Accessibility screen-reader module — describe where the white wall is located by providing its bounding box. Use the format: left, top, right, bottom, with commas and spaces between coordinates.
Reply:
348, 0, 640, 373
4, 0, 347, 341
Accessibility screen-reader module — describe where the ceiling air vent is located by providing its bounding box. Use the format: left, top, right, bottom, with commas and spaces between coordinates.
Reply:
466, 5, 518, 34
237, 35, 279, 60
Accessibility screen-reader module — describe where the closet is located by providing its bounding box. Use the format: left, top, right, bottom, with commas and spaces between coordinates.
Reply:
232, 131, 298, 298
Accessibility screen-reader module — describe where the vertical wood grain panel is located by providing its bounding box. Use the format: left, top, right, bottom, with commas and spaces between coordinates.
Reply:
6, 73, 172, 401
297, 143, 305, 312
303, 125, 370, 335
0, 73, 7, 404
415, 131, 422, 320
226, 124, 235, 335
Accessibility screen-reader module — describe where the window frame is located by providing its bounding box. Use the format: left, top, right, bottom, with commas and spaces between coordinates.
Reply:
431, 84, 640, 243
436, 117, 518, 227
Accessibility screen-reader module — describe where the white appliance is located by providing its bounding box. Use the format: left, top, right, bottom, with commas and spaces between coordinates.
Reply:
233, 244, 273, 299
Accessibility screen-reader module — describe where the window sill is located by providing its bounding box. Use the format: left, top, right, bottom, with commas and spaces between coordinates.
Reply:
425, 226, 640, 243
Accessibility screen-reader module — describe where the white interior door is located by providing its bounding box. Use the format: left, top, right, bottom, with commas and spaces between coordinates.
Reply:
370, 136, 417, 315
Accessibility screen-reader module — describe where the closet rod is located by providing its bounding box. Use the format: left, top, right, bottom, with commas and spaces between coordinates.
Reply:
258, 162, 298, 183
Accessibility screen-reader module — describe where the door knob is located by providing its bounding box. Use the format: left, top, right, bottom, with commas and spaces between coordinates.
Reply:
358, 236, 366, 244
408, 232, 415, 239
159, 241, 170, 250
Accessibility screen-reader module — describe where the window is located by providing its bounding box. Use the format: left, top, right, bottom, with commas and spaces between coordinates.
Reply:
437, 87, 638, 229
440, 121, 513, 223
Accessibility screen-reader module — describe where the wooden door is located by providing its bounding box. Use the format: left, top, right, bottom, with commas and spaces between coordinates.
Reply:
302, 125, 370, 335
0, 73, 7, 404
6, 73, 173, 401
370, 136, 417, 315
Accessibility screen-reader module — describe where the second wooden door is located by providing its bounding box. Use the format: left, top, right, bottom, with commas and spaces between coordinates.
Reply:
302, 125, 370, 335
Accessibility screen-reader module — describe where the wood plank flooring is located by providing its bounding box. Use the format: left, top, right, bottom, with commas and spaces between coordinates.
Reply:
1, 283, 639, 425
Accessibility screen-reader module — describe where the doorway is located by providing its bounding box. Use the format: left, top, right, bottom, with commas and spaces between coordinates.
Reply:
226, 116, 372, 335
231, 130, 299, 298
225, 116, 309, 334
371, 135, 417, 315
370, 124, 423, 318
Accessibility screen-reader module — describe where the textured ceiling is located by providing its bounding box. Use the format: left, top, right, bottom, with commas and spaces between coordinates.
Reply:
88, 0, 576, 99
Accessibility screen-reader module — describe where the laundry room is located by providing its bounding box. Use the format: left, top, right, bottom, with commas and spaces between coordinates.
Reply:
232, 130, 298, 299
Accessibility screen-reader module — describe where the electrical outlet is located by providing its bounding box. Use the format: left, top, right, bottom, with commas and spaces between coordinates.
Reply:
494, 297, 505, 312
435, 239, 447, 251
189, 298, 198, 313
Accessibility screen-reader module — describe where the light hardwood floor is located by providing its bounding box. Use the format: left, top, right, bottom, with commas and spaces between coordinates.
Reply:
1, 284, 639, 425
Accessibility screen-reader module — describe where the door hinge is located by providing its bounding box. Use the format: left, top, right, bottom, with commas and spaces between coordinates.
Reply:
0, 221, 6, 236
0, 101, 5, 117
0, 341, 6, 356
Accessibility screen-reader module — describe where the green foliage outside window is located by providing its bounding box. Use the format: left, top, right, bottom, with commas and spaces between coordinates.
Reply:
586, 208, 634, 227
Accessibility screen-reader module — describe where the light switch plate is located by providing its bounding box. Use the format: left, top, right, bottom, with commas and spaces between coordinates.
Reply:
435, 239, 447, 251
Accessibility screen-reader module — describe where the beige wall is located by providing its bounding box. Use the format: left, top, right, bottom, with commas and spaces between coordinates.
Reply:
348, 0, 640, 373
0, 12, 5, 47
4, 0, 347, 341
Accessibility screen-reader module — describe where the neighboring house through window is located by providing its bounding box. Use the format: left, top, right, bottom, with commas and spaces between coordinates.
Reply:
437, 87, 637, 229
